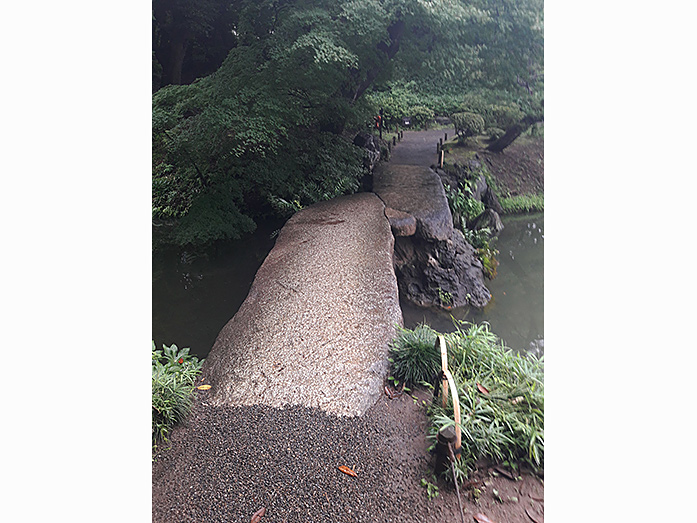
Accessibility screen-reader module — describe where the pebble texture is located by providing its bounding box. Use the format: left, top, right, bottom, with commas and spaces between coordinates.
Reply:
201, 193, 403, 417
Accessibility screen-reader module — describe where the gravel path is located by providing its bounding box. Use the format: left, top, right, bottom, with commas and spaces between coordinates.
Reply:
153, 388, 543, 523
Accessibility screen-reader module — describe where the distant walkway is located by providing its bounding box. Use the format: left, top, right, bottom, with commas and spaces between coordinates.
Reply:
389, 127, 454, 166
374, 127, 455, 241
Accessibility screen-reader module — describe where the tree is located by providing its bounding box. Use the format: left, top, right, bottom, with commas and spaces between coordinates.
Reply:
153, 0, 544, 245
153, 0, 239, 88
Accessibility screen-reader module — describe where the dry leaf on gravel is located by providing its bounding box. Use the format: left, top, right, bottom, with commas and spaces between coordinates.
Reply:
338, 465, 357, 477
196, 385, 212, 390
250, 507, 266, 523
473, 513, 496, 523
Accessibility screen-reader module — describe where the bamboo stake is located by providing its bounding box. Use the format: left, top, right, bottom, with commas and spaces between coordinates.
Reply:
438, 335, 461, 456
439, 335, 449, 408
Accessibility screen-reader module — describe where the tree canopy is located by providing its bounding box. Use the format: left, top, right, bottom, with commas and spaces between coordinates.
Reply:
153, 0, 544, 246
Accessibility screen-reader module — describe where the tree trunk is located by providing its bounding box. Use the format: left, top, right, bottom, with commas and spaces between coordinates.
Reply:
486, 114, 543, 153
167, 38, 188, 86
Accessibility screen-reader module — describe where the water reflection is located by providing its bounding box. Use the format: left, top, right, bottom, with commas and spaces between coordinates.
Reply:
401, 212, 544, 355
152, 219, 283, 359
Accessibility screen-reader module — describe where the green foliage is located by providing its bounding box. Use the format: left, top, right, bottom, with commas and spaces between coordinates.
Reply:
391, 322, 544, 482
451, 112, 485, 140
409, 105, 435, 128
420, 477, 440, 500
462, 226, 492, 250
388, 324, 440, 386
486, 127, 505, 141
500, 193, 544, 214
444, 183, 485, 230
484, 104, 525, 129
152, 342, 204, 448
477, 245, 500, 279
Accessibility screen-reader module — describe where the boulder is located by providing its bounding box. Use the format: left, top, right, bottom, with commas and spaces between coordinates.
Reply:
385, 207, 417, 237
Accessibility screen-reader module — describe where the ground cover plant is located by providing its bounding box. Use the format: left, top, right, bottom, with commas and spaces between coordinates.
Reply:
388, 321, 544, 485
152, 342, 204, 449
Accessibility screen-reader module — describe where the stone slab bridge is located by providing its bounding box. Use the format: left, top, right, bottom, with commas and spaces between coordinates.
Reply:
202, 128, 489, 416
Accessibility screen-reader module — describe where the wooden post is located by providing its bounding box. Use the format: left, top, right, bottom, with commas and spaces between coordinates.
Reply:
393, 136, 397, 146
439, 150, 444, 169
439, 137, 443, 148
434, 425, 456, 476
445, 132, 448, 142
436, 142, 440, 154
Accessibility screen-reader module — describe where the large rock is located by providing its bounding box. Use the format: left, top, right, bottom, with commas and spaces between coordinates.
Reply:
373, 163, 453, 241
394, 231, 491, 309
201, 193, 403, 417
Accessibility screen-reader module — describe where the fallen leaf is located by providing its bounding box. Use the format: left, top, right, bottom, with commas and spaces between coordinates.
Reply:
477, 383, 490, 394
525, 507, 543, 523
250, 507, 266, 523
473, 513, 496, 523
338, 465, 357, 477
196, 384, 212, 390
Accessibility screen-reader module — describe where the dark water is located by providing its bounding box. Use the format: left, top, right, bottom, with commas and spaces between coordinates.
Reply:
401, 213, 544, 356
151, 220, 283, 360
152, 213, 543, 360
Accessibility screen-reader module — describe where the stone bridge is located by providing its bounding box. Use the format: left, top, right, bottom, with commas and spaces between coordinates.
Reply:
202, 128, 490, 416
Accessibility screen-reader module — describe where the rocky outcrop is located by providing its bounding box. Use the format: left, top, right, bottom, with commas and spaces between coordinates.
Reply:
373, 161, 491, 310
201, 193, 403, 417
393, 231, 491, 308
354, 132, 388, 171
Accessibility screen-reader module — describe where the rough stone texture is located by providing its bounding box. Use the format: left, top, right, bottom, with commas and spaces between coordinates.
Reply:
201, 193, 403, 417
394, 231, 491, 309
353, 132, 387, 171
384, 207, 416, 237
373, 163, 453, 241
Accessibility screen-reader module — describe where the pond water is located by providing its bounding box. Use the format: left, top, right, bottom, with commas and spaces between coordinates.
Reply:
401, 212, 544, 356
152, 219, 283, 360
152, 213, 543, 360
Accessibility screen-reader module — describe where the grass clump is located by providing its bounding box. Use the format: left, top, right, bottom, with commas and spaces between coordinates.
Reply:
152, 341, 204, 450
389, 321, 544, 483
388, 324, 440, 386
500, 193, 544, 213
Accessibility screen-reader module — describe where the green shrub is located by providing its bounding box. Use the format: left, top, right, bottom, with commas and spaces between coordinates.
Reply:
484, 104, 524, 129
388, 324, 440, 386
451, 112, 485, 140
409, 105, 435, 128
152, 342, 204, 448
486, 127, 505, 141
444, 183, 485, 230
